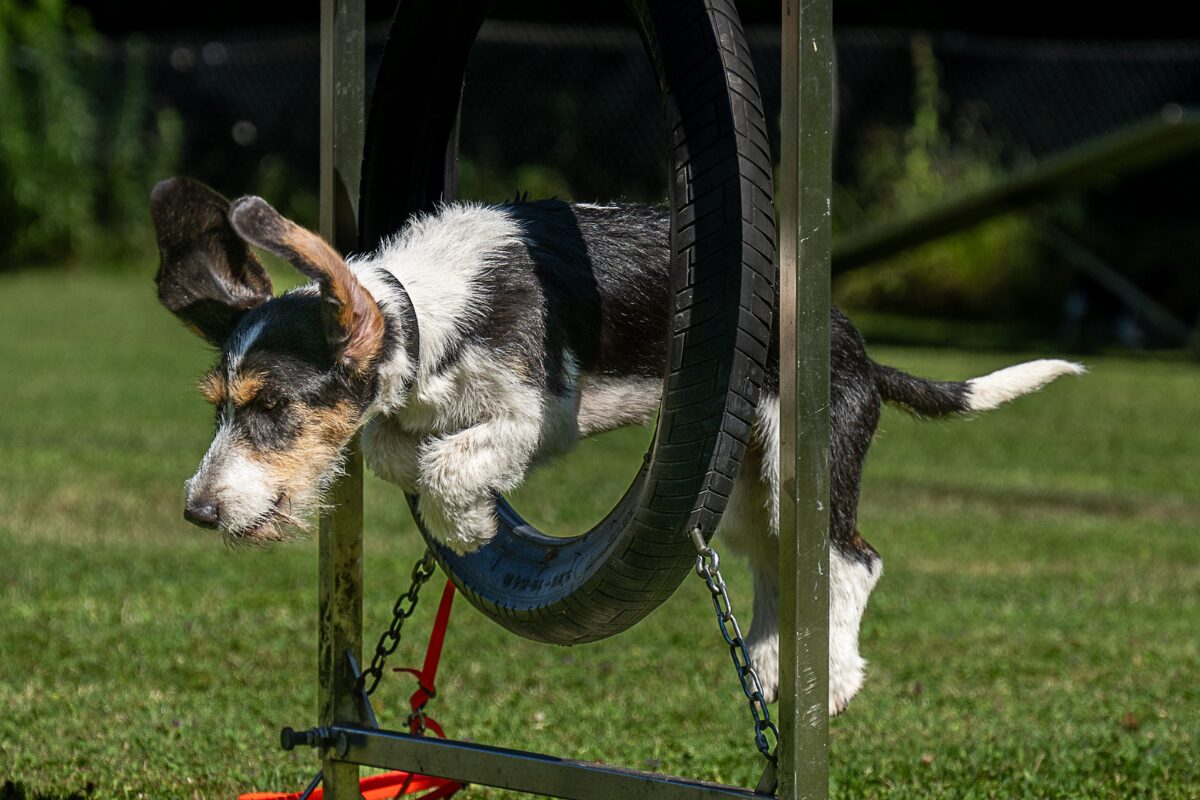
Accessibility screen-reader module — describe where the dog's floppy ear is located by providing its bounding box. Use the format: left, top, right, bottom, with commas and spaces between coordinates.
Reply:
228, 195, 385, 373
150, 178, 274, 346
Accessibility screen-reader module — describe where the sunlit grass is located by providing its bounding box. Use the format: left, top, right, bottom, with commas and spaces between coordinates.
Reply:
1, 269, 1197, 798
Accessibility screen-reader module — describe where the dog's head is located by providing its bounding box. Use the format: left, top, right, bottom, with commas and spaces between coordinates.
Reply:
151, 178, 387, 543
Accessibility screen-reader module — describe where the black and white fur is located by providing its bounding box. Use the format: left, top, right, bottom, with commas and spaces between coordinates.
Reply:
151, 180, 1084, 715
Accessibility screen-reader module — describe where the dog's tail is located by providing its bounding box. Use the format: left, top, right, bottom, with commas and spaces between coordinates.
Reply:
873, 358, 1085, 418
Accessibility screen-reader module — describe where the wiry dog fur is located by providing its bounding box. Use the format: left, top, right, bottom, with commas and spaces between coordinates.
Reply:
151, 178, 1084, 714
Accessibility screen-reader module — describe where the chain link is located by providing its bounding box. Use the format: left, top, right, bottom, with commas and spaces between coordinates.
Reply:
690, 528, 779, 763
356, 549, 438, 697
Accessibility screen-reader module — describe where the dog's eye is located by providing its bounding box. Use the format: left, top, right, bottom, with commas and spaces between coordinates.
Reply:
259, 392, 282, 411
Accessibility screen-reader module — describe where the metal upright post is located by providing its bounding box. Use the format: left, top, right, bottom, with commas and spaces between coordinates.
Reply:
777, 0, 833, 798
318, 1, 366, 798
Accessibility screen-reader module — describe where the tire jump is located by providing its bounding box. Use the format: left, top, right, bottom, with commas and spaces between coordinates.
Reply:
360, 0, 776, 645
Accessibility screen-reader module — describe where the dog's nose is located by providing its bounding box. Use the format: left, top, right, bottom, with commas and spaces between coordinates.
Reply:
184, 497, 221, 529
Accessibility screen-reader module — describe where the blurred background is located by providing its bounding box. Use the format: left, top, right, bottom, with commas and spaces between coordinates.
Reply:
3, 0, 1200, 351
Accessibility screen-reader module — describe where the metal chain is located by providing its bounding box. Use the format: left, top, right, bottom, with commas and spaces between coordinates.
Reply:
356, 549, 438, 697
690, 528, 780, 763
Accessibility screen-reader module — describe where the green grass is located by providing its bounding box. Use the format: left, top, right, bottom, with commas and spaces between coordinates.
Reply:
1, 267, 1197, 799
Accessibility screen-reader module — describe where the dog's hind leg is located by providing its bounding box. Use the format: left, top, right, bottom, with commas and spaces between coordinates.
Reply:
740, 323, 885, 714
713, 420, 782, 704
826, 323, 885, 714
828, 531, 882, 714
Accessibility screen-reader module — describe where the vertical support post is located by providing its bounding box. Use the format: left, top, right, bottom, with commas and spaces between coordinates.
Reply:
777, 0, 833, 798
318, 0, 365, 798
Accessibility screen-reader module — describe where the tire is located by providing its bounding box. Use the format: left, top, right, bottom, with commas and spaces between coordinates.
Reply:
359, 0, 775, 645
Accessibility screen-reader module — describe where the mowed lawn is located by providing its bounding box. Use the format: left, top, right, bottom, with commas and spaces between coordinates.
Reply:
1, 268, 1197, 799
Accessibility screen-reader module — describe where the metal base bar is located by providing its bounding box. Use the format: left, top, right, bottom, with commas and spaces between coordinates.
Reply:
328, 724, 771, 800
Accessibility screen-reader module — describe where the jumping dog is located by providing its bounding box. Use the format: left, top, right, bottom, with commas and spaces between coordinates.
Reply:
150, 177, 1083, 714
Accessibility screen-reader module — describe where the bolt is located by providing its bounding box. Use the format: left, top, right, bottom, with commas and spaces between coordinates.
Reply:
280, 726, 332, 751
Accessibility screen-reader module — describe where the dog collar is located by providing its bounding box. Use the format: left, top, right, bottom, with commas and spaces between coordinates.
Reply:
373, 270, 421, 393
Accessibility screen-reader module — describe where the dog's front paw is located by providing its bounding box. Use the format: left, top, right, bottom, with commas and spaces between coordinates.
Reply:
414, 490, 498, 554
363, 417, 422, 490
413, 435, 506, 552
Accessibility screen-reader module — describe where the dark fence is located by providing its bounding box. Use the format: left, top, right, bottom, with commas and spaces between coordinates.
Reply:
38, 20, 1200, 341
122, 22, 1200, 200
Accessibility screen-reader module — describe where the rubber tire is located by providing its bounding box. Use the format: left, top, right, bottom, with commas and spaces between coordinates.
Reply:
359, 0, 776, 645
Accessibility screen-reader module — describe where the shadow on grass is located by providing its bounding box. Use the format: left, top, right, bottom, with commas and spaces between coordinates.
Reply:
1, 782, 95, 800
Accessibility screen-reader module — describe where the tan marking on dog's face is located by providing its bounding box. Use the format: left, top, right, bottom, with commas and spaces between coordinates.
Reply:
253, 400, 359, 480
199, 371, 227, 406
229, 372, 267, 408
230, 399, 361, 542
183, 280, 381, 545
187, 395, 364, 544
198, 370, 268, 409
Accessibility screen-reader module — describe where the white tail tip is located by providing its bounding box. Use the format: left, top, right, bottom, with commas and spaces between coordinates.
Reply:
966, 359, 1086, 412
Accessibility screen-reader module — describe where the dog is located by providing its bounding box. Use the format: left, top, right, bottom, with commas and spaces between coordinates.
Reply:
150, 176, 1083, 714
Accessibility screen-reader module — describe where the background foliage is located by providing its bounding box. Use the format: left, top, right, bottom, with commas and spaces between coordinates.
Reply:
833, 36, 1069, 323
2, 9, 1197, 350
0, 0, 179, 268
